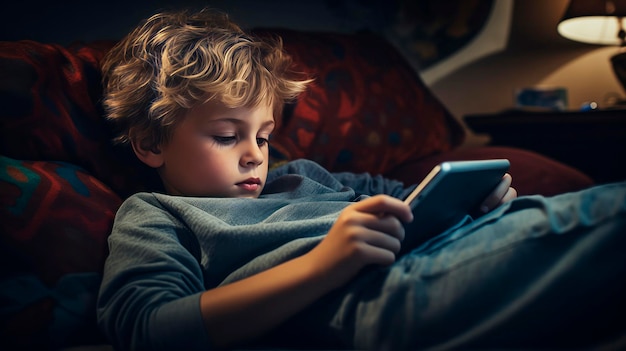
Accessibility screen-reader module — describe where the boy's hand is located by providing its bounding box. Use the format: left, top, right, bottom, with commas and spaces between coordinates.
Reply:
305, 195, 413, 290
479, 173, 517, 213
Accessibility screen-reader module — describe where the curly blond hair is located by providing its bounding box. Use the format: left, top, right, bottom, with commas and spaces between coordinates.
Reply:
101, 8, 311, 150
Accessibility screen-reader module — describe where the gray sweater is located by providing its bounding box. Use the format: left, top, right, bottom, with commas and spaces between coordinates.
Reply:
97, 159, 413, 351
97, 160, 626, 350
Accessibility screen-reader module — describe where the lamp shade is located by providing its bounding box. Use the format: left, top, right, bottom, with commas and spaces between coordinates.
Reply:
558, 0, 626, 45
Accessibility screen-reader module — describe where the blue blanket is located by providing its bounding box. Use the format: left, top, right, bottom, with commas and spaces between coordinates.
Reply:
97, 159, 626, 350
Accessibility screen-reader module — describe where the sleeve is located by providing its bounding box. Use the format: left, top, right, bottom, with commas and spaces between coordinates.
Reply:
96, 193, 211, 351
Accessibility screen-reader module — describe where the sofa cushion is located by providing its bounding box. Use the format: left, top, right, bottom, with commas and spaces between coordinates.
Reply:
0, 40, 160, 198
255, 29, 466, 175
0, 155, 120, 348
384, 146, 595, 197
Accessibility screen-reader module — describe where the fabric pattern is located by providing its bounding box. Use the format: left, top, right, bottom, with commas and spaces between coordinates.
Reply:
255, 29, 466, 174
0, 40, 161, 198
0, 155, 120, 348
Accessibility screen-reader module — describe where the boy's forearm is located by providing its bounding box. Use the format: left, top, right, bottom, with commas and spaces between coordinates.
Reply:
200, 254, 336, 348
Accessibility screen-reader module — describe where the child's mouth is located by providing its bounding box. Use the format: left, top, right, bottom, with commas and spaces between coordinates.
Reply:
237, 178, 261, 191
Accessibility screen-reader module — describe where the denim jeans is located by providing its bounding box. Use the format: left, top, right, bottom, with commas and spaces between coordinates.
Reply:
269, 182, 626, 350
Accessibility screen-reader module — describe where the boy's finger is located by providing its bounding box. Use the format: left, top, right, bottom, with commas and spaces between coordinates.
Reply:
480, 173, 512, 212
352, 195, 413, 222
367, 214, 406, 241
361, 228, 403, 254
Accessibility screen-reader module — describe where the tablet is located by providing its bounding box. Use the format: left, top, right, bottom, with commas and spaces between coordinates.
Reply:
401, 159, 510, 250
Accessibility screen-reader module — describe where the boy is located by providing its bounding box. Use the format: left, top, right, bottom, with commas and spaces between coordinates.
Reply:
97, 8, 626, 351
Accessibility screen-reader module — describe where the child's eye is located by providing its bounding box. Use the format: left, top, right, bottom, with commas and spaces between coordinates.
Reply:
256, 137, 269, 146
213, 136, 236, 145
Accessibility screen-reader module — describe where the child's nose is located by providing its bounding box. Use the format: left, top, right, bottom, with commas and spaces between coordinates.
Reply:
240, 139, 264, 167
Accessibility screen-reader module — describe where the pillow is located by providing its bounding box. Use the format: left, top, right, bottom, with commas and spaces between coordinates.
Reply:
385, 146, 595, 196
0, 40, 159, 198
0, 155, 121, 349
255, 29, 466, 175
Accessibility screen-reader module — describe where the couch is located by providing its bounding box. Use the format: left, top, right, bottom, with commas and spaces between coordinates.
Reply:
0, 28, 594, 350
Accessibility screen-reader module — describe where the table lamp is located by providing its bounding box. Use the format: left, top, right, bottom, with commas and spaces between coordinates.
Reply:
558, 0, 626, 96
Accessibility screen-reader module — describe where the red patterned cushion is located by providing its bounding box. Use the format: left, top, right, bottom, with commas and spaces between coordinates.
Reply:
256, 29, 466, 174
0, 40, 159, 198
0, 155, 120, 348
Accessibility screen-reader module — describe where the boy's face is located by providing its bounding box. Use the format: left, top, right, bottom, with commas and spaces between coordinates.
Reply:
152, 101, 274, 198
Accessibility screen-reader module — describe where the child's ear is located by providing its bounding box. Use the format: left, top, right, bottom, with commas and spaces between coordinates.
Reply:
131, 139, 164, 169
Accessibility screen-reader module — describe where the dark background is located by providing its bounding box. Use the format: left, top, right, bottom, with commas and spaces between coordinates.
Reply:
0, 0, 493, 70
0, 0, 343, 43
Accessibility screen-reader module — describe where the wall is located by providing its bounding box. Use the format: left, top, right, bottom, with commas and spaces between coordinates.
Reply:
427, 0, 626, 145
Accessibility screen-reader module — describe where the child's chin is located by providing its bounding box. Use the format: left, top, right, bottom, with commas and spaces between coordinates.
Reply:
236, 193, 261, 199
